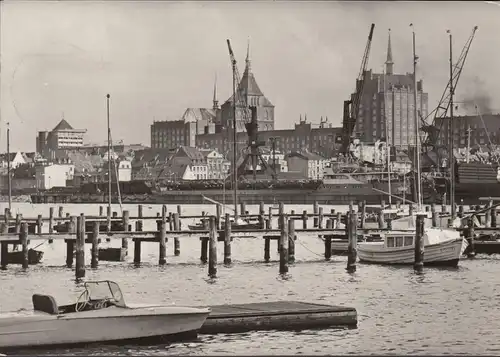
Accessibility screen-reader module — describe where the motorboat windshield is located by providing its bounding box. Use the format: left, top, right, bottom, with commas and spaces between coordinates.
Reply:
83, 280, 126, 308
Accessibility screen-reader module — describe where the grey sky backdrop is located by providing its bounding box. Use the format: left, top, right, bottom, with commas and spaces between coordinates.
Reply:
1, 1, 499, 152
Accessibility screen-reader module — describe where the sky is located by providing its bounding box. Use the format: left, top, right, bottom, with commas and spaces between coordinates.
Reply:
0, 0, 499, 152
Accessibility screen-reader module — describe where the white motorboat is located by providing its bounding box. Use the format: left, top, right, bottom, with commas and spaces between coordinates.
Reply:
358, 227, 468, 266
0, 280, 210, 350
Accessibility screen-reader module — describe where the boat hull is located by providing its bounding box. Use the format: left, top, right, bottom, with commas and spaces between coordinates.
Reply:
357, 238, 465, 266
0, 306, 210, 350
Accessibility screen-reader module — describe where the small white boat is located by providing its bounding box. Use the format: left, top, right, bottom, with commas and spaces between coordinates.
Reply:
358, 227, 468, 266
0, 280, 210, 350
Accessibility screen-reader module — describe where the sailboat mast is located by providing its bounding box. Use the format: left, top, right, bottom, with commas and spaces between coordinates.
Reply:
448, 31, 456, 221
383, 67, 392, 208
6, 122, 11, 211
231, 60, 238, 218
106, 94, 112, 209
411, 25, 422, 210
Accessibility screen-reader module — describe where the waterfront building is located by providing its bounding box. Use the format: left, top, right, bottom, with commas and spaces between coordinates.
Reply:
286, 151, 329, 180
35, 161, 75, 190
36, 118, 87, 160
196, 116, 342, 161
0, 152, 27, 169
200, 149, 231, 179
434, 113, 500, 148
169, 146, 208, 180
353, 30, 429, 148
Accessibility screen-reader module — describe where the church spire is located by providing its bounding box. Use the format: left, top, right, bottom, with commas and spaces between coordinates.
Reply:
385, 29, 394, 75
245, 38, 251, 72
212, 72, 219, 110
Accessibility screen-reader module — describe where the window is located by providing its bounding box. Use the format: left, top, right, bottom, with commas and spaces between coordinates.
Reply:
404, 236, 413, 246
395, 236, 404, 247
387, 237, 395, 248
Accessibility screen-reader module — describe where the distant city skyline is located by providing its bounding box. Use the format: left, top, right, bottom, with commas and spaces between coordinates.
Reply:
1, 1, 499, 152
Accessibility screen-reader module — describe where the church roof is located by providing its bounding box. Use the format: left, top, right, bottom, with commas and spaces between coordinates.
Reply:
52, 119, 74, 132
224, 45, 274, 108
181, 108, 217, 123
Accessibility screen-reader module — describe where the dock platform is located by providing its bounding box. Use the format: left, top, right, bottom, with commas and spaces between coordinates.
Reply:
200, 301, 357, 334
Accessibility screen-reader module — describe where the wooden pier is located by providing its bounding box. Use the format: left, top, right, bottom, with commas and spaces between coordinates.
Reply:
200, 301, 357, 334
2, 199, 500, 277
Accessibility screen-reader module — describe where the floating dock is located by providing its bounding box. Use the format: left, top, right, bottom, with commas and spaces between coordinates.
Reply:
200, 301, 357, 334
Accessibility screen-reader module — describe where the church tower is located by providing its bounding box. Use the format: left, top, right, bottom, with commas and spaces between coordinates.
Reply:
219, 40, 275, 133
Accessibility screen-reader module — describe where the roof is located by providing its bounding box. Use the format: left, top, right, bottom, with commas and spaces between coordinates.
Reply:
224, 65, 274, 107
157, 163, 190, 180
65, 152, 104, 174
132, 148, 175, 168
181, 108, 217, 123
52, 119, 74, 132
175, 146, 205, 161
287, 151, 326, 161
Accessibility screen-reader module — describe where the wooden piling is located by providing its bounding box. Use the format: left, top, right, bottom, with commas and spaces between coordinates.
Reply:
216, 204, 222, 230
106, 206, 111, 232
409, 204, 415, 217
36, 214, 43, 235
441, 196, 446, 214
224, 213, 232, 265
302, 210, 307, 229
492, 204, 497, 228
240, 202, 246, 218
48, 207, 54, 234
15, 214, 22, 234
483, 203, 491, 228
278, 202, 284, 230
20, 223, 29, 269
431, 204, 438, 228
66, 215, 77, 268
346, 212, 357, 273
414, 213, 425, 272
133, 220, 142, 265
58, 206, 64, 218
279, 214, 289, 274
313, 201, 319, 228
3, 208, 9, 224
200, 219, 209, 263
288, 218, 295, 263
99, 205, 104, 217
138, 204, 143, 219
0, 223, 8, 270
75, 214, 86, 279
173, 212, 180, 256
208, 216, 217, 278
91, 221, 99, 269
159, 208, 167, 266
466, 216, 476, 258
324, 219, 332, 261
336, 212, 342, 228
268, 207, 273, 228
359, 200, 366, 229
377, 209, 385, 229
318, 207, 324, 229
264, 237, 271, 263
122, 210, 129, 253
259, 201, 265, 217
458, 204, 464, 218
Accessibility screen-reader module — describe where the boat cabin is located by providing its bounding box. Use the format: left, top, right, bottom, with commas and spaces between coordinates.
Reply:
32, 280, 126, 315
385, 234, 414, 248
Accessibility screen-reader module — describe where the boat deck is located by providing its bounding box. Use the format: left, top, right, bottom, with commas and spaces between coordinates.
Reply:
200, 300, 357, 334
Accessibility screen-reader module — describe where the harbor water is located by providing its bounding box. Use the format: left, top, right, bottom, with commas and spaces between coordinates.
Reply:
1, 203, 499, 355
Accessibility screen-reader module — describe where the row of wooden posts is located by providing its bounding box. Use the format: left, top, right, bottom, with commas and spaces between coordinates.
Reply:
0, 199, 489, 278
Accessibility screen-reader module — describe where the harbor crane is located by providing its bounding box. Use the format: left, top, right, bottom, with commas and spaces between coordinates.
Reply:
225, 39, 276, 181
341, 23, 375, 156
420, 26, 479, 168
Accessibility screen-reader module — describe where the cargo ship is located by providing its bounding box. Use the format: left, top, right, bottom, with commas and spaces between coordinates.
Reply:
30, 169, 409, 205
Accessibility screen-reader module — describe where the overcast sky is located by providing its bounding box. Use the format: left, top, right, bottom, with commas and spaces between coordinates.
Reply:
1, 1, 499, 152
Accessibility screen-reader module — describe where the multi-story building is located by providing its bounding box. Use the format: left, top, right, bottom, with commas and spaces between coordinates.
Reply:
353, 31, 429, 148
169, 146, 208, 180
200, 149, 231, 179
218, 46, 275, 134
196, 117, 342, 161
286, 151, 329, 180
36, 119, 87, 160
434, 114, 500, 148
35, 161, 75, 190
150, 82, 220, 149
